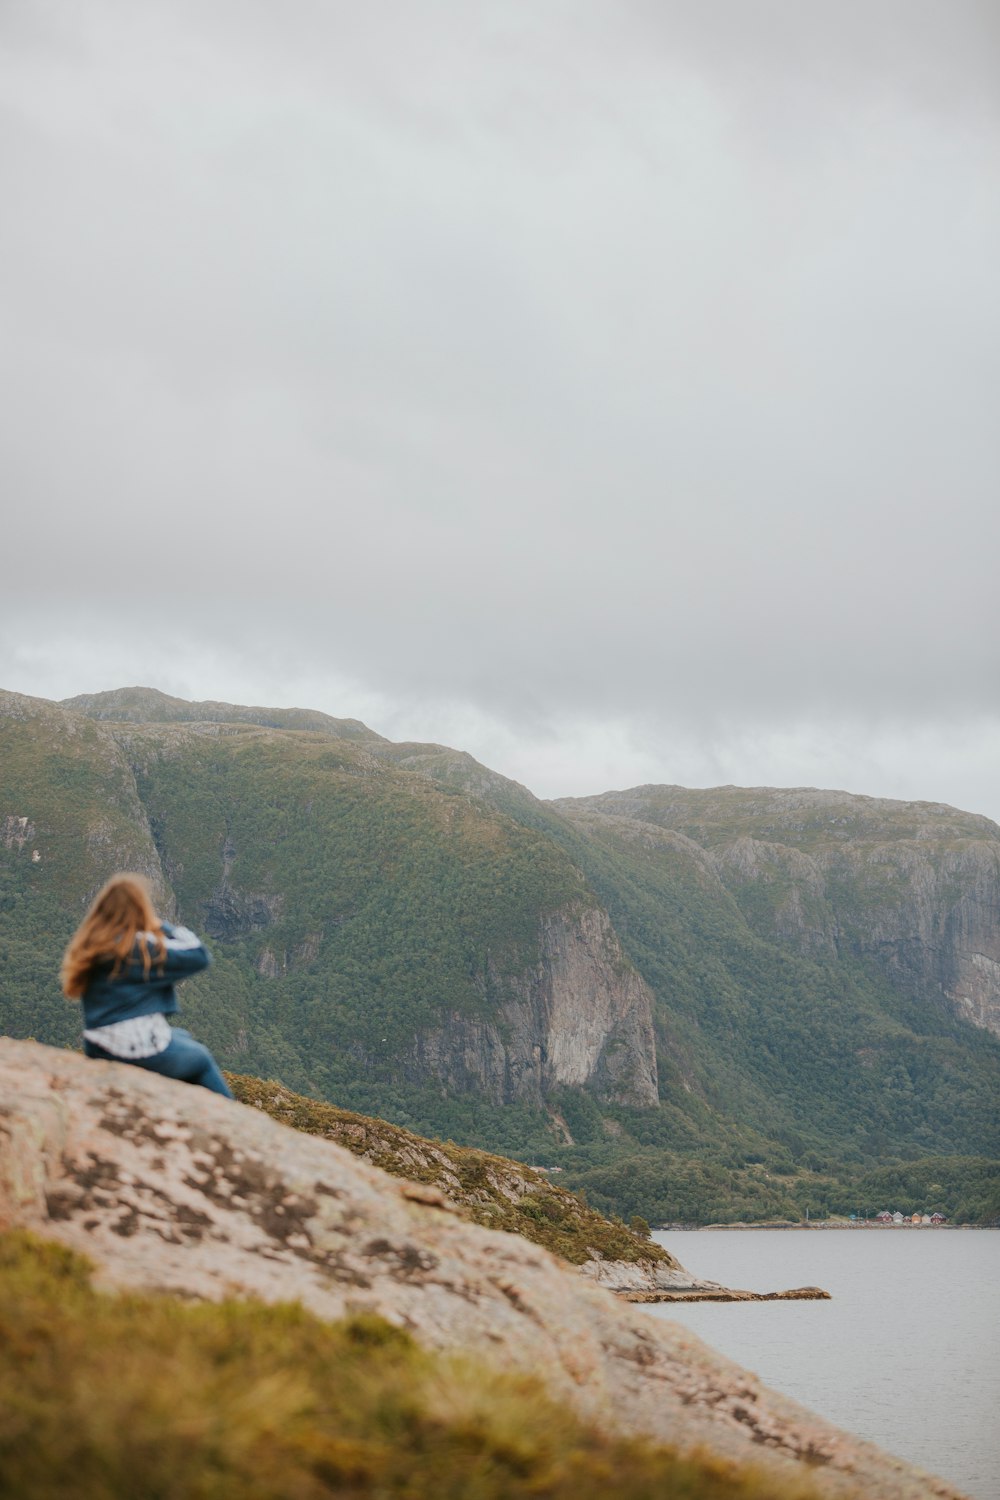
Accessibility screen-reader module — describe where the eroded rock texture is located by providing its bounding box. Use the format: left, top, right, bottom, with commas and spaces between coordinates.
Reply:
406, 905, 658, 1107
0, 1040, 962, 1499
562, 786, 1000, 1040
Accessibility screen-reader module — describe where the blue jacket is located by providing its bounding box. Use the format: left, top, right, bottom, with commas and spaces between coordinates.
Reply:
81, 922, 211, 1029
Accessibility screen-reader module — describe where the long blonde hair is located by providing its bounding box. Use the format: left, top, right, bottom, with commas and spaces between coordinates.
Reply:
61, 873, 167, 1000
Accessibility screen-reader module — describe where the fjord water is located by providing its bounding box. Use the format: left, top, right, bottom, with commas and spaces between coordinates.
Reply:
649, 1230, 999, 1500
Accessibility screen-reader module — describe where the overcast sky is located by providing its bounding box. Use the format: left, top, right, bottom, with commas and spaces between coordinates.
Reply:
2, 2, 998, 819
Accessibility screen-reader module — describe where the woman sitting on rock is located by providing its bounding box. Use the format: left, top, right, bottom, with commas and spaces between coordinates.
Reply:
62, 872, 232, 1097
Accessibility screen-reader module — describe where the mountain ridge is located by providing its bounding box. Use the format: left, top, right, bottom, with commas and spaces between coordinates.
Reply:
554, 785, 1000, 1040
61, 684, 385, 742
2, 684, 998, 1223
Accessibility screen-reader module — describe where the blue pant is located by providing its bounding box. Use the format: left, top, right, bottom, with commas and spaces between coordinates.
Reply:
84, 1026, 233, 1098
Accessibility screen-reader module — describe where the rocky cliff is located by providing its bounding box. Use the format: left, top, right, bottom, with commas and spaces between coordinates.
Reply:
0, 1040, 960, 1499
559, 786, 1000, 1041
404, 905, 658, 1107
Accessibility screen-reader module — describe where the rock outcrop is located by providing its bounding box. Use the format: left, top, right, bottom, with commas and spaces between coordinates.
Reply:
405, 905, 659, 1107
576, 1256, 829, 1302
230, 1072, 826, 1301
0, 1040, 961, 1499
229, 1071, 686, 1278
712, 825, 1000, 1038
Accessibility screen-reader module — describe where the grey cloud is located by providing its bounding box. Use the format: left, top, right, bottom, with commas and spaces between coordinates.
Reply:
627, 0, 1000, 117
2, 2, 998, 810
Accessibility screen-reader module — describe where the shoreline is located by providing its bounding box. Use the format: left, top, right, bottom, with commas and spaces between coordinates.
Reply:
658, 1221, 994, 1232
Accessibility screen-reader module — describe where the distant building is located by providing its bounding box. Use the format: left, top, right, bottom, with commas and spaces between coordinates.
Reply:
875, 1211, 893, 1223
892, 1212, 905, 1225
930, 1212, 947, 1224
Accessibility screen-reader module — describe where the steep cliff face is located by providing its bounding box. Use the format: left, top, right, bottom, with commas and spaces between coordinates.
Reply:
404, 905, 658, 1108
563, 786, 1000, 1041
808, 837, 1000, 1037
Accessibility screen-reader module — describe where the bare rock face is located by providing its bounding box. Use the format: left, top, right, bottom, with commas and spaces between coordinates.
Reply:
0, 1040, 961, 1499
714, 829, 1000, 1040
577, 1255, 830, 1303
563, 785, 1000, 1041
406, 905, 659, 1107
579, 1256, 730, 1296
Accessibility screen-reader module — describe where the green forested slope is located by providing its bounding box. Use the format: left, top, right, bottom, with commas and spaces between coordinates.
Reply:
545, 808, 1000, 1160
61, 684, 384, 740
367, 749, 1000, 1164
2, 687, 998, 1224
0, 699, 591, 1118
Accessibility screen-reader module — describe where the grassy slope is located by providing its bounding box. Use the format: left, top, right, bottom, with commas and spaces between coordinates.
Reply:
130, 721, 588, 1017
0, 1230, 827, 1500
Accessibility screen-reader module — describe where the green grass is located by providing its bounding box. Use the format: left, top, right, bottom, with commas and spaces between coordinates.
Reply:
0, 1231, 830, 1500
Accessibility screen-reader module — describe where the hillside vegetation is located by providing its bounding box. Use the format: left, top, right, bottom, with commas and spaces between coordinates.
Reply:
2, 685, 998, 1225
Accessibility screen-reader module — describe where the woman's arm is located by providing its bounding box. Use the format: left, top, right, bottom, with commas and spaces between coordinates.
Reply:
150, 921, 212, 980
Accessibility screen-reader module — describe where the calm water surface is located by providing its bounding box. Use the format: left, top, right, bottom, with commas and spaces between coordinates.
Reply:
648, 1229, 1000, 1500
